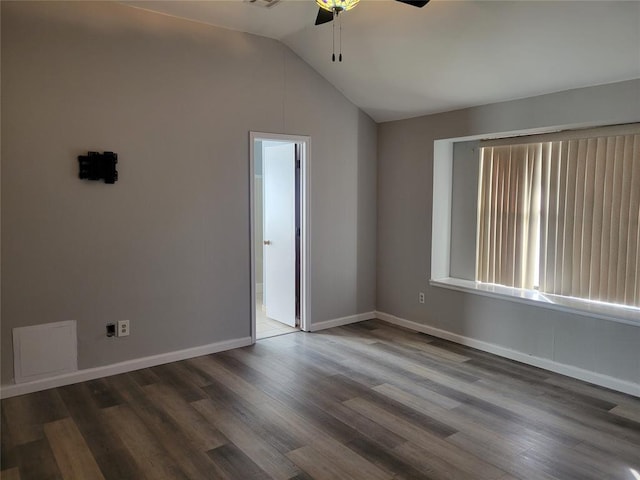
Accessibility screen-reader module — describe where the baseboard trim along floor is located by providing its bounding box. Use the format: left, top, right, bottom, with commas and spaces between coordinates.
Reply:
0, 336, 252, 399
310, 311, 377, 332
375, 311, 640, 398
3, 310, 637, 399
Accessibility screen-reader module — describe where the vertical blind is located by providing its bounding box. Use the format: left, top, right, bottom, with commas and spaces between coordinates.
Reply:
477, 128, 640, 308
476, 144, 541, 289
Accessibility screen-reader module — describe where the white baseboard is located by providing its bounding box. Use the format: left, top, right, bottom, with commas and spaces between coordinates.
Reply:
310, 311, 376, 332
0, 336, 252, 399
375, 311, 640, 398
5, 311, 636, 398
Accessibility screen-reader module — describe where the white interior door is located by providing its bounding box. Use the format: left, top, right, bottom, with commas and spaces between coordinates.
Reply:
263, 142, 296, 327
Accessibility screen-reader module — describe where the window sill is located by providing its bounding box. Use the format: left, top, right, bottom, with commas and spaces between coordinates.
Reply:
430, 277, 640, 327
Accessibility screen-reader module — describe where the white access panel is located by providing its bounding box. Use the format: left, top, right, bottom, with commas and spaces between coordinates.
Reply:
13, 320, 78, 383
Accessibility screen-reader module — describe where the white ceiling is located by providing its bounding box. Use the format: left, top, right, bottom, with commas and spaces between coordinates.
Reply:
124, 0, 640, 122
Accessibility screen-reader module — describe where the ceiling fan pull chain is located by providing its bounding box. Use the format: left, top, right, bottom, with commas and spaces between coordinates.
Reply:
339, 15, 343, 62
332, 10, 336, 62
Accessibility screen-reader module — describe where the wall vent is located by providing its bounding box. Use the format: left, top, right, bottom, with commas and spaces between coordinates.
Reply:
13, 320, 77, 384
244, 0, 282, 8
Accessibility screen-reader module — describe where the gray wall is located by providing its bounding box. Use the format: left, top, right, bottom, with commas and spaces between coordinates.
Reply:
450, 140, 479, 281
377, 79, 640, 386
1, 1, 377, 383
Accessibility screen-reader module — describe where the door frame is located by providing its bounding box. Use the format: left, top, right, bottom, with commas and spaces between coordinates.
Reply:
249, 132, 311, 343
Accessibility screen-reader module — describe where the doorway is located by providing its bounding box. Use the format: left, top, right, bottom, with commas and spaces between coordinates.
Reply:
250, 132, 310, 342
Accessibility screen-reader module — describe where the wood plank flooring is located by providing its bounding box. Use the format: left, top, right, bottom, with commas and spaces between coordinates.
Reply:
2, 319, 639, 480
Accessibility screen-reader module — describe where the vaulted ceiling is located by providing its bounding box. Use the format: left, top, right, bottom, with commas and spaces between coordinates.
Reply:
124, 0, 640, 122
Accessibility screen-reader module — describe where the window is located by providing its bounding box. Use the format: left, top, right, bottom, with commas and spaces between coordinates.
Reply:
476, 125, 640, 309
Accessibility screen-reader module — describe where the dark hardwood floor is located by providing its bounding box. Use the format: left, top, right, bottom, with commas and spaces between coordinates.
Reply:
2, 319, 639, 480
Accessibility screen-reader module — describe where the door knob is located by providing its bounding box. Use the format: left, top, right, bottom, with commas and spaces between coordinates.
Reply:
263, 240, 271, 245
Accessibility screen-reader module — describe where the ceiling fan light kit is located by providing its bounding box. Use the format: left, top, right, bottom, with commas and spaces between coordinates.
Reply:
315, 0, 429, 24
316, 0, 360, 13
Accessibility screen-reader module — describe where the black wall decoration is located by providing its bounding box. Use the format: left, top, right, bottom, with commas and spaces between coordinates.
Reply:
78, 151, 118, 184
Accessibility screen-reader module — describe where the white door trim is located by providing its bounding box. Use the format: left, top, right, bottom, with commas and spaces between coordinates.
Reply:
249, 132, 311, 343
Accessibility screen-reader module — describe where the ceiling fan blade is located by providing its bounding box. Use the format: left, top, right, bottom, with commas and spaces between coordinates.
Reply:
315, 8, 334, 25
395, 0, 430, 7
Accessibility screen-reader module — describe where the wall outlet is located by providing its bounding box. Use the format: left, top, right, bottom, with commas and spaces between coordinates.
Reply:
419, 292, 425, 304
117, 320, 130, 337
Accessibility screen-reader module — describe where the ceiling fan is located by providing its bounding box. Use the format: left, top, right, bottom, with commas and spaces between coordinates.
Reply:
314, 0, 430, 62
314, 0, 430, 26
